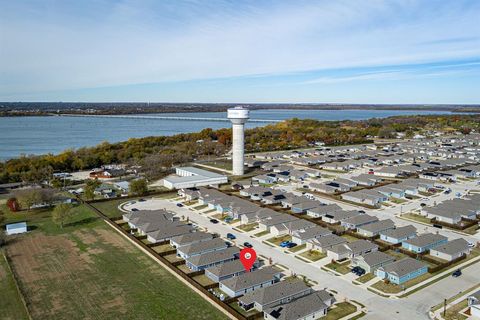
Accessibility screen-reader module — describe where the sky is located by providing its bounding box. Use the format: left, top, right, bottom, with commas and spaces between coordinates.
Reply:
0, 0, 479, 104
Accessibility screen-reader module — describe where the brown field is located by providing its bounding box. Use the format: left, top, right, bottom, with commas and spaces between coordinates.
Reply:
4, 210, 226, 320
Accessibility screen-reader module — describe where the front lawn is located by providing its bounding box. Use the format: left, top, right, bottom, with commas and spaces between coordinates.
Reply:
323, 302, 357, 320
253, 230, 270, 237
299, 250, 326, 262
356, 273, 376, 284
237, 223, 258, 232
324, 261, 351, 275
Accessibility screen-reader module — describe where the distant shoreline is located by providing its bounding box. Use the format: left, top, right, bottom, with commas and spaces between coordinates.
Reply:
1, 103, 480, 117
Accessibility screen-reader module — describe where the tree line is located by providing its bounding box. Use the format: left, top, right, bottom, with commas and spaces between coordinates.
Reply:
1, 114, 479, 184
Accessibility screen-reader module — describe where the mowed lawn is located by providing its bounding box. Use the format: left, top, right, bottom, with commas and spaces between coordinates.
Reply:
4, 206, 226, 320
0, 251, 29, 320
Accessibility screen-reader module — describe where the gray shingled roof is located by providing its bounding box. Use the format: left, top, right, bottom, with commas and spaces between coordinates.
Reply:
379, 257, 427, 277
205, 259, 246, 278
177, 238, 228, 256
237, 279, 311, 306
355, 251, 395, 267
357, 219, 395, 233
220, 266, 281, 291
379, 225, 417, 239
265, 291, 332, 320
186, 247, 240, 267
403, 233, 447, 248
170, 232, 213, 246
430, 238, 469, 256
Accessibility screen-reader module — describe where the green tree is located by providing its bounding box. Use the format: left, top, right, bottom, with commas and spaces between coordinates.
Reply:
129, 179, 148, 196
52, 204, 73, 228
84, 179, 100, 200
15, 188, 42, 211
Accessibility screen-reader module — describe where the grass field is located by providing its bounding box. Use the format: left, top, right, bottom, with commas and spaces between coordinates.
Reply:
0, 251, 29, 320
3, 206, 226, 320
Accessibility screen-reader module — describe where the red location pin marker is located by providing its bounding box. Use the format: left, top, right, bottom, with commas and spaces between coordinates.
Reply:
239, 248, 256, 272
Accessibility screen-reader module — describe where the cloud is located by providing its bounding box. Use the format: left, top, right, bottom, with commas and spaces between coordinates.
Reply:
0, 0, 480, 97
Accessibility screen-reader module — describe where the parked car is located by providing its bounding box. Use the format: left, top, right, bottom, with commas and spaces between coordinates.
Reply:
420, 203, 427, 207
131, 208, 139, 211
280, 241, 291, 248
210, 219, 219, 224
176, 203, 183, 207
224, 217, 233, 223
444, 189, 451, 194
351, 266, 366, 276
452, 269, 462, 277
226, 233, 236, 240
286, 242, 297, 248
358, 210, 365, 214
468, 242, 476, 248
243, 242, 253, 248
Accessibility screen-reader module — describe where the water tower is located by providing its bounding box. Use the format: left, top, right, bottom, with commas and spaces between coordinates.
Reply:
227, 106, 249, 176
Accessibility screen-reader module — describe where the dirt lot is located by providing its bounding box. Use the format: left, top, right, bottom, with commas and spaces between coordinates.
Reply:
4, 208, 226, 320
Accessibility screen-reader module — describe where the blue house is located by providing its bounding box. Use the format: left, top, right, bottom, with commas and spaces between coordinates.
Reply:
376, 258, 428, 285
401, 233, 447, 253
380, 225, 417, 244
5, 222, 27, 235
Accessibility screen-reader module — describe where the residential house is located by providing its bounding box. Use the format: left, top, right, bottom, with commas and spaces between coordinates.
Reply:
291, 226, 332, 245
429, 238, 470, 261
468, 290, 480, 319
176, 238, 228, 259
264, 290, 335, 320
376, 258, 428, 285
352, 251, 395, 273
306, 204, 342, 219
238, 279, 312, 312
341, 214, 379, 230
379, 225, 417, 244
402, 233, 448, 253
185, 247, 240, 271
170, 232, 213, 248
327, 240, 379, 261
219, 266, 282, 297
322, 210, 362, 224
307, 234, 347, 253
205, 259, 249, 282
356, 219, 395, 237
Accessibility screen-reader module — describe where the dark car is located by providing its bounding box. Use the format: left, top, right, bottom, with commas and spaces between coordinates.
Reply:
358, 210, 365, 214
131, 208, 139, 211
243, 242, 253, 248
452, 269, 462, 277
226, 233, 236, 240
420, 203, 427, 207
286, 242, 297, 248
176, 203, 183, 207
210, 219, 219, 224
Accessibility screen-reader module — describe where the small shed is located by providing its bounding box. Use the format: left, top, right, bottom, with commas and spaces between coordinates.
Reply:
5, 222, 27, 235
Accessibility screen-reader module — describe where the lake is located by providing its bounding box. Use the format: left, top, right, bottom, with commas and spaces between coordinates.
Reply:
0, 109, 464, 160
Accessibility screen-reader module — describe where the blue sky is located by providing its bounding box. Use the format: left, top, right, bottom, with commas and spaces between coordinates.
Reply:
0, 0, 479, 103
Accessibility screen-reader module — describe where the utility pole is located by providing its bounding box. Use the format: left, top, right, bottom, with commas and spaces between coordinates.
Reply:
443, 298, 447, 317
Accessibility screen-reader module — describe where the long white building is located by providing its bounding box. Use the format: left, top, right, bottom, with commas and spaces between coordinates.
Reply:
163, 167, 228, 189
